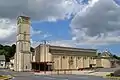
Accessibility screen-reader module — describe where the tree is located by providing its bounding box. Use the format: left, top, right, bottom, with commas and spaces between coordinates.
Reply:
0, 44, 34, 62
11, 44, 16, 57
113, 55, 120, 60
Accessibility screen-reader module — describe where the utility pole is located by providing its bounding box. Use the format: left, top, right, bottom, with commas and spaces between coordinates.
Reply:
43, 40, 47, 74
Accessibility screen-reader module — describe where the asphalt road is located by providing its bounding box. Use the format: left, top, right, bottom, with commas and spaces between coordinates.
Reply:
0, 69, 108, 80
96, 67, 120, 72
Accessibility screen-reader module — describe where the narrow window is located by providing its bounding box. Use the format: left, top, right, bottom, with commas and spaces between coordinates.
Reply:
78, 57, 80, 59
26, 66, 27, 69
70, 57, 73, 59
63, 56, 65, 59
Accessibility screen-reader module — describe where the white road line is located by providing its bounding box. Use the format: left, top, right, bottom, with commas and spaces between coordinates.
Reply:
75, 77, 89, 79
44, 77, 69, 80
44, 77, 56, 79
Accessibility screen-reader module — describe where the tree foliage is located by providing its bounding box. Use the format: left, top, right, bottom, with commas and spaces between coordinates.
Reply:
0, 44, 34, 62
113, 54, 120, 60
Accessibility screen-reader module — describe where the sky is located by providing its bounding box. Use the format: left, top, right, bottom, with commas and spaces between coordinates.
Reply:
0, 0, 120, 55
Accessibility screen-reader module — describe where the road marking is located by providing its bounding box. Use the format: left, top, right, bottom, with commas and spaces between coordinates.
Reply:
44, 76, 56, 79
44, 76, 69, 80
74, 76, 89, 79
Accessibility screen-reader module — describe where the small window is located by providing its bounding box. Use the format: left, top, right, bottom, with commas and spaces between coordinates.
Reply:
11, 63, 13, 67
26, 66, 27, 69
84, 56, 87, 59
70, 57, 73, 59
78, 57, 80, 59
1, 64, 3, 66
91, 57, 94, 60
63, 56, 65, 59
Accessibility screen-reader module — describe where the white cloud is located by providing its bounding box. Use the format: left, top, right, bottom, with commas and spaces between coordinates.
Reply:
1, 0, 120, 48
0, 0, 84, 45
0, 0, 83, 21
43, 34, 52, 38
0, 19, 42, 45
70, 0, 120, 46
49, 40, 76, 47
0, 19, 16, 44
31, 40, 76, 48
31, 39, 99, 49
30, 27, 41, 36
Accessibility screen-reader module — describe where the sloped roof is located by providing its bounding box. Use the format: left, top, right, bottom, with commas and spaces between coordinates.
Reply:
49, 45, 97, 53
101, 50, 113, 57
0, 55, 5, 61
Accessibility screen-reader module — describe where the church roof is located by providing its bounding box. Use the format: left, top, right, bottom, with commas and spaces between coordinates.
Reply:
101, 51, 112, 57
49, 45, 97, 53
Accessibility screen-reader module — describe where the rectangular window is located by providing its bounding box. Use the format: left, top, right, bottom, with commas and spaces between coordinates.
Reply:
78, 57, 81, 59
0, 63, 3, 66
84, 56, 87, 60
63, 56, 65, 59
70, 56, 73, 59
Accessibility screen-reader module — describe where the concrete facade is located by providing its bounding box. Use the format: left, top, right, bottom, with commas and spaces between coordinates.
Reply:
94, 51, 119, 68
32, 45, 118, 70
33, 44, 98, 70
14, 16, 31, 71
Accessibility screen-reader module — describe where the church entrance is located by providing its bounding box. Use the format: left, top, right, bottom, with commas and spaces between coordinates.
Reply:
31, 62, 53, 71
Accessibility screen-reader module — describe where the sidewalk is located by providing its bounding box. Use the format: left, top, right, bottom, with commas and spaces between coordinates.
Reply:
34, 70, 112, 77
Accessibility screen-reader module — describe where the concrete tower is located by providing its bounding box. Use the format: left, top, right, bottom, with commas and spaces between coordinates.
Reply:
14, 16, 31, 71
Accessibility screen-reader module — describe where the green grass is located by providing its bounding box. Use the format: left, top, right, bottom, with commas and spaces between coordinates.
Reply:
0, 75, 12, 80
105, 73, 120, 80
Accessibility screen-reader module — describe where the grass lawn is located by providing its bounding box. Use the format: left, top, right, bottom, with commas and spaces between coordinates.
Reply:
0, 75, 9, 80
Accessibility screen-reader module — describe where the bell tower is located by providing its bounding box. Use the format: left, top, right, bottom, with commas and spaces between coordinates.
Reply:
14, 16, 31, 71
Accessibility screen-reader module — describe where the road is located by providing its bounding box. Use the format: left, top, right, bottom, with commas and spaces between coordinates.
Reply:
0, 69, 108, 80
96, 67, 120, 72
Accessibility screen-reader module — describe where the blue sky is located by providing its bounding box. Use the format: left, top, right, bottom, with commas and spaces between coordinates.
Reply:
0, 0, 120, 55
31, 19, 72, 41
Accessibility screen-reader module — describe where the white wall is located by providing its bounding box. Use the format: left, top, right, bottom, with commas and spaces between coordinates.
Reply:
0, 61, 5, 68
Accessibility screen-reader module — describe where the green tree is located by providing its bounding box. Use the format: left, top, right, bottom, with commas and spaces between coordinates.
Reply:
0, 44, 34, 62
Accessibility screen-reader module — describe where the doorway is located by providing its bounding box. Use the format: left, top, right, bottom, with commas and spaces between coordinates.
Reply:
31, 62, 53, 71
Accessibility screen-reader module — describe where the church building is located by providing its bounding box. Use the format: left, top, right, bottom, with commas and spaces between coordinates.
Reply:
13, 16, 118, 72
31, 44, 97, 71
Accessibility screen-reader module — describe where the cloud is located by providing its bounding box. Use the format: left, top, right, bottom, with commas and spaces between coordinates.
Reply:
30, 27, 41, 36
0, 0, 87, 45
0, 0, 83, 21
0, 19, 42, 45
43, 34, 52, 38
70, 0, 120, 45
1, 0, 120, 48
0, 0, 84, 45
0, 19, 16, 45
31, 39, 99, 49
31, 40, 76, 48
